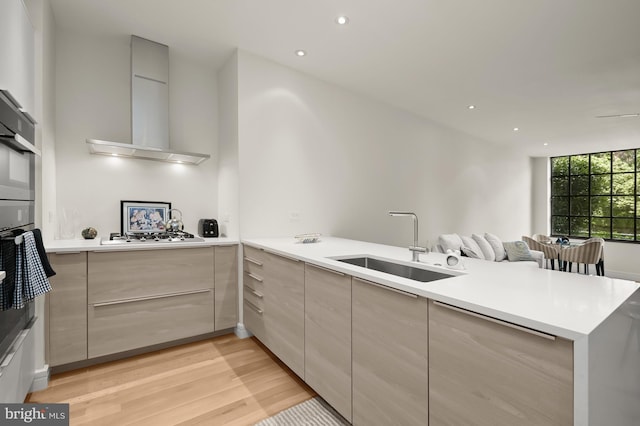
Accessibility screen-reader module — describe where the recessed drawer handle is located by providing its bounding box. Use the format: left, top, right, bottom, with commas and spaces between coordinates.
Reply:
432, 301, 557, 341
244, 256, 263, 266
353, 277, 417, 298
52, 251, 82, 255
263, 250, 300, 262
245, 271, 263, 282
307, 263, 346, 276
245, 300, 263, 315
93, 289, 212, 307
244, 286, 263, 298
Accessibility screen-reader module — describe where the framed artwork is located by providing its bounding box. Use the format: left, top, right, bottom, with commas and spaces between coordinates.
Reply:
120, 200, 171, 234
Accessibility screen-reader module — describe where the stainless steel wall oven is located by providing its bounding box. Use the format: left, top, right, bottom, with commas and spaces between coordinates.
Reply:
0, 89, 36, 361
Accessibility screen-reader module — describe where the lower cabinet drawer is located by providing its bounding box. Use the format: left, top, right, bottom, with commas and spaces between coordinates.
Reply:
244, 299, 266, 343
244, 286, 264, 308
88, 289, 215, 358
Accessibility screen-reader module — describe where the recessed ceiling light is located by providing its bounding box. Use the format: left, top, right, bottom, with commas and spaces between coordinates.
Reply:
295, 50, 306, 57
468, 105, 475, 110
335, 16, 349, 25
111, 153, 118, 157
543, 142, 549, 146
513, 127, 519, 132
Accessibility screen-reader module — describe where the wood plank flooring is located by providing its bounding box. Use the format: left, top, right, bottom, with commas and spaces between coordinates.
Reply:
26, 335, 316, 425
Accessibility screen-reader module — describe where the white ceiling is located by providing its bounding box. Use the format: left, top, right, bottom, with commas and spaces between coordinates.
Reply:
49, 0, 640, 157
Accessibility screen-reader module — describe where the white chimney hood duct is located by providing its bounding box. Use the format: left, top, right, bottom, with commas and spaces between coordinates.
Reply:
86, 36, 210, 165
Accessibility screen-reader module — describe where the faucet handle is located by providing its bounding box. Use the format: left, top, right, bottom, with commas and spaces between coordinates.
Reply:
410, 246, 428, 253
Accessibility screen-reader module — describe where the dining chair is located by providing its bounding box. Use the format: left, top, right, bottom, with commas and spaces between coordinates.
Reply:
583, 237, 605, 276
558, 240, 604, 275
532, 234, 553, 244
522, 236, 559, 270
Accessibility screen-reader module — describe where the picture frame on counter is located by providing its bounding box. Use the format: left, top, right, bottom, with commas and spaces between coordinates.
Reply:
121, 200, 171, 234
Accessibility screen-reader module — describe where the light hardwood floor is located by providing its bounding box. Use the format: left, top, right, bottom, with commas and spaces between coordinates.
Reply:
27, 335, 316, 425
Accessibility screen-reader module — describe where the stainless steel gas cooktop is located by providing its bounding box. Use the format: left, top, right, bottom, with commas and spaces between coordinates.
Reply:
100, 231, 204, 245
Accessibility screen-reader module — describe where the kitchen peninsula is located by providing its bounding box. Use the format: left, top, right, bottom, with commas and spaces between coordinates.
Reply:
242, 236, 640, 426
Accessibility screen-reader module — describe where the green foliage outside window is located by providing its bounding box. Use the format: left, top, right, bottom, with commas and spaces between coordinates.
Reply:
550, 150, 639, 241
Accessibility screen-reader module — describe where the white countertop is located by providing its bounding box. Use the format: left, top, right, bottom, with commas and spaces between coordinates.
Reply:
243, 236, 639, 340
45, 237, 239, 253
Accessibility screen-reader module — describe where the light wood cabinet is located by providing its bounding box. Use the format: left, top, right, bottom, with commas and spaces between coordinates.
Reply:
88, 248, 214, 303
263, 251, 305, 378
304, 263, 352, 421
429, 300, 573, 426
237, 248, 576, 425
242, 245, 266, 342
241, 245, 305, 379
352, 277, 429, 426
87, 248, 215, 358
47, 252, 88, 366
214, 245, 238, 330
88, 289, 214, 358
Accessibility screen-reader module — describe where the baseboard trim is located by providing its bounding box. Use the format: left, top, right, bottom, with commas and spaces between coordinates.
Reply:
235, 323, 253, 339
29, 365, 49, 393
50, 329, 235, 374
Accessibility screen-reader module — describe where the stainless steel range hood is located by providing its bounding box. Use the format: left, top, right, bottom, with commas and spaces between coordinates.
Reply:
86, 36, 210, 165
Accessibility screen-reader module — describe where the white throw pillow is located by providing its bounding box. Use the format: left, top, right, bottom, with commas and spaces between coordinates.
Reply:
472, 234, 496, 261
503, 241, 534, 262
437, 233, 463, 253
484, 232, 506, 262
461, 236, 485, 260
461, 246, 482, 259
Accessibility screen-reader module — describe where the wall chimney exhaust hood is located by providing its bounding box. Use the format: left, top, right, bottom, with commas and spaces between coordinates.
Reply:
86, 36, 210, 165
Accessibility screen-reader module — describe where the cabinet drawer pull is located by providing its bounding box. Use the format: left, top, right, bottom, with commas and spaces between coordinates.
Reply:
245, 272, 263, 282
244, 256, 263, 266
353, 277, 417, 298
245, 300, 263, 315
432, 301, 557, 341
93, 289, 212, 307
244, 286, 263, 298
52, 251, 81, 255
307, 263, 345, 276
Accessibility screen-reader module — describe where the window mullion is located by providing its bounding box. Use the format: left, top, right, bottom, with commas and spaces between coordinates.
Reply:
568, 156, 572, 237
587, 154, 593, 238
610, 153, 613, 240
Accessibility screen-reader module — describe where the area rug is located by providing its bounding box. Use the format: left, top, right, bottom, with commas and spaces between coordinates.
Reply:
255, 397, 351, 426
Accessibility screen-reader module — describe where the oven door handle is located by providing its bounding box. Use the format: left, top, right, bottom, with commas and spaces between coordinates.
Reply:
0, 134, 41, 156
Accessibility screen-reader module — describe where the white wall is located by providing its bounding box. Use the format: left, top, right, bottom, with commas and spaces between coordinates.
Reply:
54, 30, 218, 238
237, 50, 532, 249
24, 0, 56, 385
601, 244, 640, 281
217, 52, 239, 239
531, 157, 549, 235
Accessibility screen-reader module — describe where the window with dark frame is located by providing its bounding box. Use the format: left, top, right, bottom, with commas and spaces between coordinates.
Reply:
550, 149, 637, 241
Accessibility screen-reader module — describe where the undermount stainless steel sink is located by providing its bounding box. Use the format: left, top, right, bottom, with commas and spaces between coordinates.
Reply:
335, 256, 454, 283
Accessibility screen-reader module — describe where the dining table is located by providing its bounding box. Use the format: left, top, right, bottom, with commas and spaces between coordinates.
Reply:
543, 241, 582, 272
